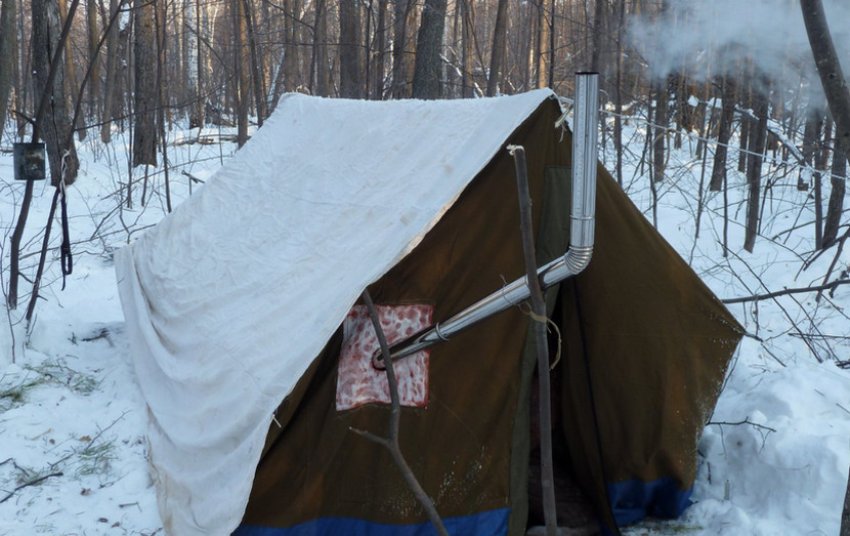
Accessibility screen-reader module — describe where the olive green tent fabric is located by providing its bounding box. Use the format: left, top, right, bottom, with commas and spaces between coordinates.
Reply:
558, 162, 743, 529
242, 100, 568, 532
238, 98, 743, 535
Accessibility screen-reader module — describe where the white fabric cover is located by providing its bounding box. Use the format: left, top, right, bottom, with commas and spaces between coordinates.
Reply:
115, 90, 553, 535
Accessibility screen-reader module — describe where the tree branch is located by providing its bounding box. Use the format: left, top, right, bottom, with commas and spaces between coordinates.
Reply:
352, 290, 448, 536
721, 279, 850, 305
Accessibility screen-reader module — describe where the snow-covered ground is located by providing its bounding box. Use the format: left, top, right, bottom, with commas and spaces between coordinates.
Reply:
0, 110, 848, 536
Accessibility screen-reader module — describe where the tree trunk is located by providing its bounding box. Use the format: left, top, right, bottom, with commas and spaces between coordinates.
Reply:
710, 77, 736, 191
86, 0, 99, 117
653, 78, 668, 183
184, 0, 203, 127
372, 0, 388, 98
0, 0, 15, 125
798, 0, 850, 510
842, 467, 850, 536
485, 0, 508, 97
411, 0, 447, 99
590, 0, 605, 73
340, 0, 364, 98
311, 0, 330, 96
613, 0, 624, 184
243, 0, 267, 124
823, 141, 846, 247
743, 88, 769, 253
813, 119, 832, 249
58, 0, 80, 136
133, 0, 158, 166
802, 0, 850, 160
33, 0, 79, 184
391, 0, 413, 98
801, 114, 822, 194
100, 0, 120, 141
233, 0, 250, 147
460, 0, 474, 97
535, 0, 551, 88
279, 0, 300, 97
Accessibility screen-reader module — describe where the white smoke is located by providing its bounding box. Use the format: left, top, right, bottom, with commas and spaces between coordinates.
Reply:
627, 0, 850, 107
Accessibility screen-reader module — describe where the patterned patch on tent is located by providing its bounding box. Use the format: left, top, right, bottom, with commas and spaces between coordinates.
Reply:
336, 304, 433, 411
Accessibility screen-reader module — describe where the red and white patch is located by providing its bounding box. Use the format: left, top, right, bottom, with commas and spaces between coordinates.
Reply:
336, 304, 433, 411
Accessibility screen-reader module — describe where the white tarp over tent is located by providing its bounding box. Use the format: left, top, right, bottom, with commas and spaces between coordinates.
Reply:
116, 89, 554, 535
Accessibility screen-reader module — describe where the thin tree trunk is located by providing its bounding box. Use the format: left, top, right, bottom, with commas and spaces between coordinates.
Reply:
133, 0, 157, 166
311, 0, 330, 96
58, 0, 81, 138
86, 0, 99, 117
535, 0, 550, 88
233, 0, 250, 146
613, 0, 624, 185
485, 0, 508, 96
340, 0, 364, 98
743, 87, 769, 253
100, 0, 120, 141
243, 0, 267, 124
0, 0, 15, 125
590, 0, 605, 73
710, 77, 736, 191
813, 119, 832, 249
801, 114, 822, 191
460, 0, 474, 97
823, 142, 846, 246
653, 78, 668, 183
372, 0, 388, 98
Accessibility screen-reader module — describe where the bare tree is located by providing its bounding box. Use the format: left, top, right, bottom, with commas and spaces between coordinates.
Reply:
800, 1, 850, 529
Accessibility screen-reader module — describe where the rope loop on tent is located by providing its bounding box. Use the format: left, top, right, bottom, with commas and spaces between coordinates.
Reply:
519, 304, 562, 371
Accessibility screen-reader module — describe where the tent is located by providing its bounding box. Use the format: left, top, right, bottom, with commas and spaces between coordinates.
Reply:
116, 89, 743, 536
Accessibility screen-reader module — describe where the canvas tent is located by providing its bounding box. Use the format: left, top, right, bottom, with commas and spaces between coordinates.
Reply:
116, 89, 743, 536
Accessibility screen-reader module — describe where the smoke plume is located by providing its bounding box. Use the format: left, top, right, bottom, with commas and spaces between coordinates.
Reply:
627, 0, 850, 107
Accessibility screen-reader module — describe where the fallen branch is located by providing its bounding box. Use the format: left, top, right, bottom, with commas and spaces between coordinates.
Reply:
721, 279, 850, 304
708, 418, 777, 434
0, 471, 63, 504
180, 170, 206, 184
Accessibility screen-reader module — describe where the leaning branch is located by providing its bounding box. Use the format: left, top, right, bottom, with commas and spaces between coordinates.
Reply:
721, 279, 850, 305
351, 290, 448, 536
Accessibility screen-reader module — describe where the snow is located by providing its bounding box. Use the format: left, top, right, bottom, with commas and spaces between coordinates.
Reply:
0, 94, 848, 536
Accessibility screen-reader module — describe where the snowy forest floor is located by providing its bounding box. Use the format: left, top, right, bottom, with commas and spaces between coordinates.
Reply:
0, 112, 848, 535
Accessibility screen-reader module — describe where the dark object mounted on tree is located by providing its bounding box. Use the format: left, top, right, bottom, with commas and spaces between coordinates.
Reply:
13, 142, 46, 181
